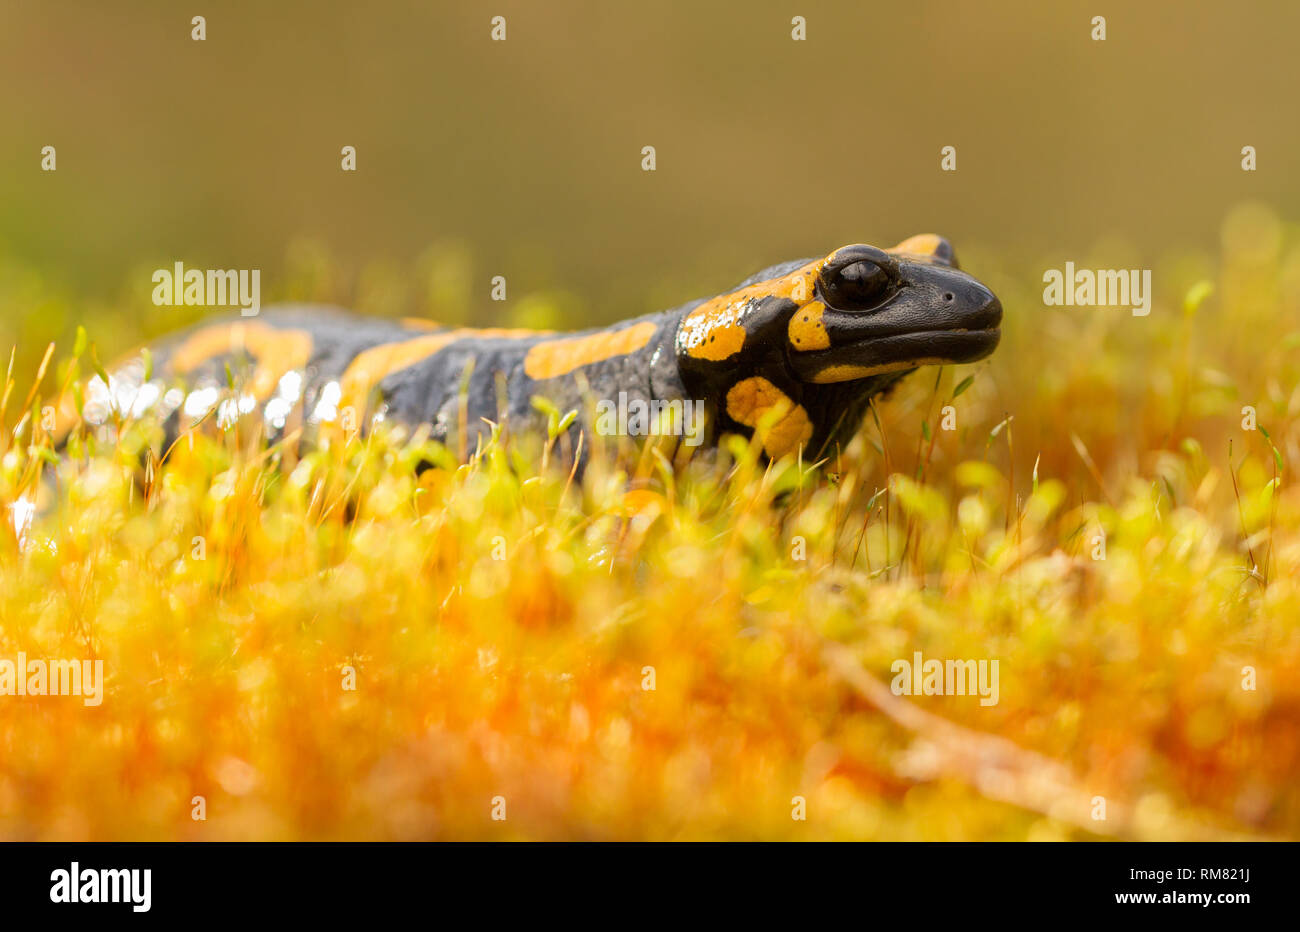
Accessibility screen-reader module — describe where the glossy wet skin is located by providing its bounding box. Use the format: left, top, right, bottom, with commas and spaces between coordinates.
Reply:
58, 234, 1001, 466
673, 235, 1003, 459
790, 243, 1002, 383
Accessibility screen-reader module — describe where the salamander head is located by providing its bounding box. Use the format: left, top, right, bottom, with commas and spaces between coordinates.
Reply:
788, 235, 1001, 383
671, 235, 1001, 458
675, 234, 1001, 385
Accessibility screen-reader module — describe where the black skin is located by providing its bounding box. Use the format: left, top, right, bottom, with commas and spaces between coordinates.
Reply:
677, 243, 1001, 458
91, 239, 1001, 464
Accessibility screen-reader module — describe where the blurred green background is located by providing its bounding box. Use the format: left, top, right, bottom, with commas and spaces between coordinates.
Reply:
1, 0, 1296, 369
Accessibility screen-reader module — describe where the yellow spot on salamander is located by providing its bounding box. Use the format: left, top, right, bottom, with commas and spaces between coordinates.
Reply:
888, 234, 954, 266
340, 332, 464, 414
689, 320, 746, 361
678, 259, 823, 361
787, 301, 830, 351
339, 327, 541, 415
725, 376, 813, 459
170, 321, 314, 399
809, 358, 947, 384
523, 321, 658, 380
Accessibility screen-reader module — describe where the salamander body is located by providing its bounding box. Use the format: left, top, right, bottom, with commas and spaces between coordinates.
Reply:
69, 235, 1001, 462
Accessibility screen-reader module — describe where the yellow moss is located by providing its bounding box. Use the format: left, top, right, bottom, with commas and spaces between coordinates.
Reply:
1, 225, 1299, 840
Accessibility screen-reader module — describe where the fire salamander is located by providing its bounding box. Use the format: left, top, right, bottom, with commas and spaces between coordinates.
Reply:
65, 235, 1001, 463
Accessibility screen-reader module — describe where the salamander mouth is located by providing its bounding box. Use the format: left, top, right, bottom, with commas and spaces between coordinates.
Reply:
789, 289, 1003, 384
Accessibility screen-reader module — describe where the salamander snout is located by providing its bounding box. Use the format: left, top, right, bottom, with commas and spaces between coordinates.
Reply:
949, 278, 1002, 333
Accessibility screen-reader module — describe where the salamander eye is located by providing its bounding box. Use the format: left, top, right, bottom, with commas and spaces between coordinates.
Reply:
820, 258, 892, 311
